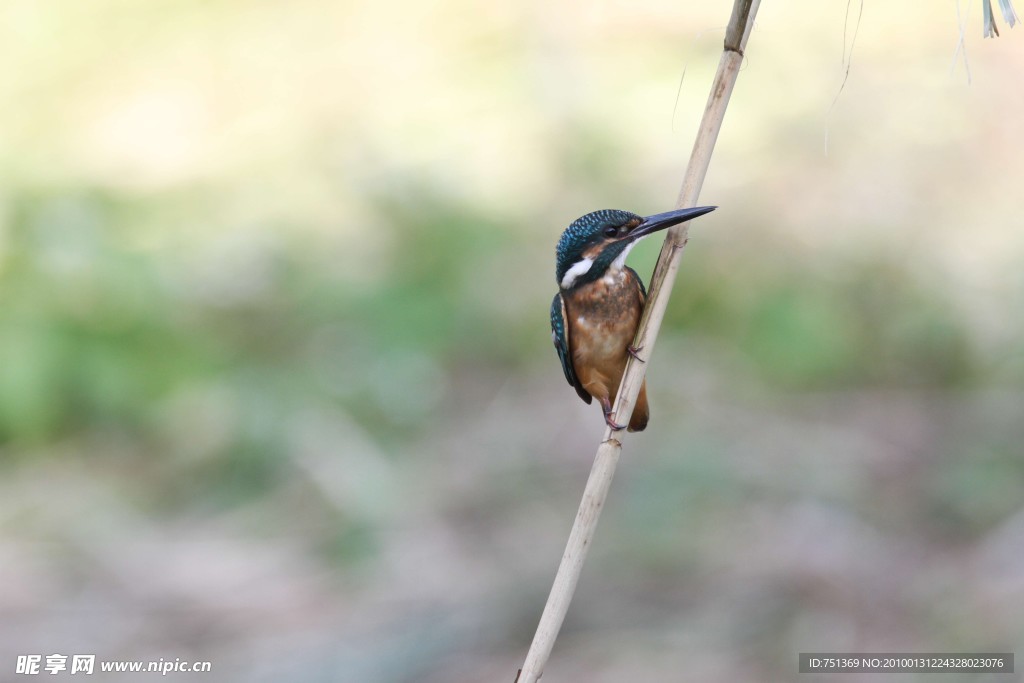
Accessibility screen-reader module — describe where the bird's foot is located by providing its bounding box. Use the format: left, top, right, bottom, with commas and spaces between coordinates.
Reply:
598, 411, 622, 432
600, 398, 625, 431
626, 344, 645, 362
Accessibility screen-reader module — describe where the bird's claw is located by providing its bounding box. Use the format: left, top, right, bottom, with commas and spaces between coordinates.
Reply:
599, 398, 625, 431
626, 344, 644, 362
604, 413, 626, 431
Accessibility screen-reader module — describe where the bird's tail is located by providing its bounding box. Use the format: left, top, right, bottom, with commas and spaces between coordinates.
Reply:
628, 380, 649, 432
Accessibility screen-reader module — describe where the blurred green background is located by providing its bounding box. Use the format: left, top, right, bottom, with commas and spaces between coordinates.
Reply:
2, 0, 1023, 681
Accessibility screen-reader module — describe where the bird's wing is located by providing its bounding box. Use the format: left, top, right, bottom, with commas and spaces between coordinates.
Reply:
625, 266, 647, 303
550, 292, 592, 404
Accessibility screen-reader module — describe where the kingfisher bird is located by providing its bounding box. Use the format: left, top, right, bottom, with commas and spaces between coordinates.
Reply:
550, 206, 716, 431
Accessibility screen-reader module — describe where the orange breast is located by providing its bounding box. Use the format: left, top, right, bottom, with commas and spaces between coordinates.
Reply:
564, 268, 643, 372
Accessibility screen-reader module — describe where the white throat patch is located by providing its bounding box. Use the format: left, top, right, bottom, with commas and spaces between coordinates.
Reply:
610, 239, 639, 272
560, 257, 594, 289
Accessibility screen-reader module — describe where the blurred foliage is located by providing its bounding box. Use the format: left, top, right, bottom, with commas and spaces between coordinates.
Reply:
0, 181, 1004, 453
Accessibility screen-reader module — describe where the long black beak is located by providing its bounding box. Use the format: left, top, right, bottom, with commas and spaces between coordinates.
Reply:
628, 205, 716, 240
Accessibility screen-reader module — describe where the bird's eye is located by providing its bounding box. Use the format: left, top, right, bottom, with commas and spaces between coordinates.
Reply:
603, 226, 618, 237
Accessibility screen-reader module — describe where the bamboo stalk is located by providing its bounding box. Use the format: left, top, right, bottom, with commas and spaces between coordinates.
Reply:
515, 3, 760, 682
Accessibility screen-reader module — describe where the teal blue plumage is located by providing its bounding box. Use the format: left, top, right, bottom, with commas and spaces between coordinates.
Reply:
554, 210, 641, 288
550, 292, 590, 403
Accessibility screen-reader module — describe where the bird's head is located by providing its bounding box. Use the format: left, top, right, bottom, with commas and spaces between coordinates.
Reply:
554, 206, 716, 290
